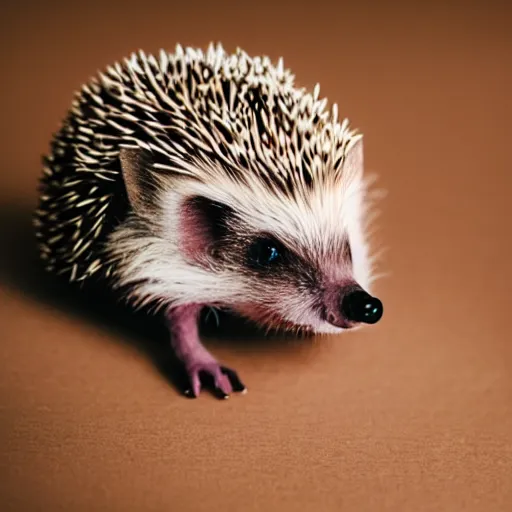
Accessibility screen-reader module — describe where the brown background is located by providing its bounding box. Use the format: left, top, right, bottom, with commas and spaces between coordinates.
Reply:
1, 0, 511, 511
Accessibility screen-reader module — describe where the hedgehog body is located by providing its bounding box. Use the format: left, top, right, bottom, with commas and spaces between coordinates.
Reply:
34, 43, 380, 341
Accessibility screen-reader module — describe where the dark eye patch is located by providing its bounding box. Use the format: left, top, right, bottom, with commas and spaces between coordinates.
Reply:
244, 234, 321, 296
246, 235, 289, 271
187, 196, 234, 239
179, 196, 237, 261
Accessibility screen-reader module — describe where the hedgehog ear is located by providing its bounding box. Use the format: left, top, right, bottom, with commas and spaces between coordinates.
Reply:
119, 146, 158, 217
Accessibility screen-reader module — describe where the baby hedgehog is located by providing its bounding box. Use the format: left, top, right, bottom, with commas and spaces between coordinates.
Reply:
34, 43, 384, 399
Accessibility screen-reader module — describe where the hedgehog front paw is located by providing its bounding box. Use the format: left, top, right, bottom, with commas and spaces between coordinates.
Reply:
183, 358, 247, 399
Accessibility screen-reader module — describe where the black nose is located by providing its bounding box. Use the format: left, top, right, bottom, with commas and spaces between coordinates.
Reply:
341, 290, 383, 324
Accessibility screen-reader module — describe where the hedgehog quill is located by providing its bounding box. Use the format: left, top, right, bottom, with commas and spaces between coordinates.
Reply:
34, 43, 384, 399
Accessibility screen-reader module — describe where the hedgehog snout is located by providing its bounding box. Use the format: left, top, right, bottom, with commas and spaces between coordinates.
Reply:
340, 289, 383, 325
323, 285, 383, 328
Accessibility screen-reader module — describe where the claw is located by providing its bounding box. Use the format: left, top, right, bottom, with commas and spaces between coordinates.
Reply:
183, 363, 246, 399
221, 367, 246, 393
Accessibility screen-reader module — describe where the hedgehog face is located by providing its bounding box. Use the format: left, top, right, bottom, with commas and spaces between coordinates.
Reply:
116, 125, 382, 334
168, 141, 382, 334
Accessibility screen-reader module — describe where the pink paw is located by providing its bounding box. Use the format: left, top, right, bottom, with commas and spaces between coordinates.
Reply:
183, 360, 247, 399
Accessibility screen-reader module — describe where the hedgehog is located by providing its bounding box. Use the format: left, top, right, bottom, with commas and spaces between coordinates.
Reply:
33, 42, 384, 399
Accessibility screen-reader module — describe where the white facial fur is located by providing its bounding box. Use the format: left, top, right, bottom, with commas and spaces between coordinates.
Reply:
107, 139, 378, 334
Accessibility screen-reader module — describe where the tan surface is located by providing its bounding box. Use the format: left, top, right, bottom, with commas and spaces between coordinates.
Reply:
1, 1, 511, 511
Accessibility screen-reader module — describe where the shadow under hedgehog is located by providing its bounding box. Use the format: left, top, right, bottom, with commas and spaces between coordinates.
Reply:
33, 43, 384, 399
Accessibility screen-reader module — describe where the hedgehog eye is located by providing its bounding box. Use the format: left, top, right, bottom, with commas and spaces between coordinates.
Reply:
247, 238, 283, 267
